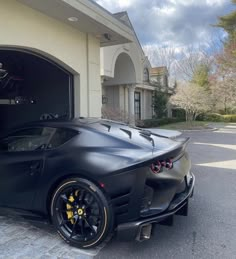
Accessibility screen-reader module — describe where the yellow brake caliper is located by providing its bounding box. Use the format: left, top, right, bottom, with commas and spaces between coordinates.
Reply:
66, 195, 75, 224
66, 190, 79, 224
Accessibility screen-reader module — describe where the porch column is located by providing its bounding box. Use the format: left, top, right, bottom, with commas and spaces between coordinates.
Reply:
142, 89, 146, 120
167, 102, 173, 118
128, 84, 136, 125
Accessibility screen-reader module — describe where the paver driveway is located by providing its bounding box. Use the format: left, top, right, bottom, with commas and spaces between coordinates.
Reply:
1, 123, 236, 259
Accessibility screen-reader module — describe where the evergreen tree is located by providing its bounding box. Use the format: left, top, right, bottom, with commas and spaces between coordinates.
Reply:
216, 0, 236, 42
152, 75, 169, 119
192, 64, 210, 88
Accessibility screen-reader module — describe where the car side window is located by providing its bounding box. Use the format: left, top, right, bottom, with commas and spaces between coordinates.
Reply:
47, 128, 78, 149
0, 127, 56, 152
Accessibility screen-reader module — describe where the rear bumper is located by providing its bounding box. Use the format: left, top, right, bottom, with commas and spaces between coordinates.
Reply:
116, 173, 195, 241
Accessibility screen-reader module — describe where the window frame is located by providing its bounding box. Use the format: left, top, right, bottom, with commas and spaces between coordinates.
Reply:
0, 127, 55, 153
0, 126, 79, 153
134, 91, 141, 120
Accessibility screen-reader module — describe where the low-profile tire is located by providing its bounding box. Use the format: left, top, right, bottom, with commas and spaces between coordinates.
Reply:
50, 178, 114, 249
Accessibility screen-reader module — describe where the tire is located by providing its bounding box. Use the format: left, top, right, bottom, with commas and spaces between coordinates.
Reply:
50, 178, 114, 249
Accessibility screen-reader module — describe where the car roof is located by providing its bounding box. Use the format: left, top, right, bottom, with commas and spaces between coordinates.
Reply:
0, 118, 173, 150
6, 117, 130, 133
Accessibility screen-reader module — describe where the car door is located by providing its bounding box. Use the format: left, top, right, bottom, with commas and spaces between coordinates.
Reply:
0, 127, 55, 210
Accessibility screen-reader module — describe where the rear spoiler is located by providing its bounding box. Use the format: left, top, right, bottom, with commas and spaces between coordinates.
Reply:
151, 136, 190, 162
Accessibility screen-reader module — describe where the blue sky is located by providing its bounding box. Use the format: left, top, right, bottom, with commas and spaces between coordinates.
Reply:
95, 0, 234, 48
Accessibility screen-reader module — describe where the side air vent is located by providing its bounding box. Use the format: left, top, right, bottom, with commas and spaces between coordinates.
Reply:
120, 128, 132, 139
111, 189, 131, 216
100, 123, 111, 132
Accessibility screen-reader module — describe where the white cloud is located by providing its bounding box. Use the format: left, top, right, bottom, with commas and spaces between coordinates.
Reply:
169, 0, 227, 6
94, 0, 232, 49
96, 0, 135, 10
153, 6, 176, 15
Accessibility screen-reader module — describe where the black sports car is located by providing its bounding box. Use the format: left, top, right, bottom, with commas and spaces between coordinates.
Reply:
0, 118, 194, 249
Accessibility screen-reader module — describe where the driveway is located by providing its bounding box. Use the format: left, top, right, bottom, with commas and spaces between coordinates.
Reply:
95, 123, 236, 259
0, 123, 236, 259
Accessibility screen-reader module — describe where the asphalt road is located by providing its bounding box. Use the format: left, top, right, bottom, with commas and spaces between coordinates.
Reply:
0, 123, 236, 259
95, 123, 236, 259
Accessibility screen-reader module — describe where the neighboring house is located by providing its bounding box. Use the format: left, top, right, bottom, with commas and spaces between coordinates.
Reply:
0, 0, 134, 131
150, 67, 169, 89
101, 12, 156, 124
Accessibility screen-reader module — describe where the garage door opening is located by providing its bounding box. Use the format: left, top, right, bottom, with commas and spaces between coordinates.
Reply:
0, 49, 74, 134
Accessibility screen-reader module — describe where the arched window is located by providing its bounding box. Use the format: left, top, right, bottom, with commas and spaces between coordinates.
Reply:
143, 68, 149, 82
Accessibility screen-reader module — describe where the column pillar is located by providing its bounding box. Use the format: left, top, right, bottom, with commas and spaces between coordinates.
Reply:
128, 84, 136, 125
167, 102, 173, 118
142, 89, 146, 120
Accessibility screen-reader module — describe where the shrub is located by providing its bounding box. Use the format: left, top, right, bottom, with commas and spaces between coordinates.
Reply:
196, 113, 236, 122
172, 109, 186, 119
223, 114, 236, 122
197, 113, 224, 122
102, 107, 130, 123
138, 117, 184, 128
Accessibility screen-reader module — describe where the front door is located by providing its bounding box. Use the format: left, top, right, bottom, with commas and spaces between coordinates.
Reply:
0, 127, 55, 210
0, 151, 44, 210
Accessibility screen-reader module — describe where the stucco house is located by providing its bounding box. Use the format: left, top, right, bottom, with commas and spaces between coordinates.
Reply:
101, 12, 157, 124
0, 0, 166, 132
0, 0, 135, 132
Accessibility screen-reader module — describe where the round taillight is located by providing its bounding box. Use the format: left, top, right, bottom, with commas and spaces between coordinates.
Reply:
165, 159, 173, 170
150, 158, 174, 174
151, 161, 162, 174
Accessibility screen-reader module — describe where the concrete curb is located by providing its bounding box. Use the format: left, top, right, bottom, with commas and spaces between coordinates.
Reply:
180, 127, 219, 132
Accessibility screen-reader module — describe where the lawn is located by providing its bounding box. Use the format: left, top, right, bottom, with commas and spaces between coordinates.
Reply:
158, 121, 212, 130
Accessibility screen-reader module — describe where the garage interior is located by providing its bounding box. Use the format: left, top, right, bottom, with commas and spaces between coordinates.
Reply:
0, 49, 74, 134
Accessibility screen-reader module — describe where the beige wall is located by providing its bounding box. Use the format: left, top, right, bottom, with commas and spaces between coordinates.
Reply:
0, 0, 101, 117
101, 43, 143, 83
101, 29, 154, 121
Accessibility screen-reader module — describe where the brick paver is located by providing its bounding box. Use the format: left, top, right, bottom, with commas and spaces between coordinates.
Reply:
0, 214, 96, 259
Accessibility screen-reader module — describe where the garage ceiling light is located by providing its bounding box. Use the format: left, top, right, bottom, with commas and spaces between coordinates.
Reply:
68, 17, 79, 22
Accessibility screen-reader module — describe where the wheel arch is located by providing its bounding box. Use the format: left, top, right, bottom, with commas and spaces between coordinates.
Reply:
45, 173, 109, 221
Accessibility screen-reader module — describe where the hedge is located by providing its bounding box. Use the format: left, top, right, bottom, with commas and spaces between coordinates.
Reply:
223, 114, 236, 122
197, 113, 236, 122
138, 117, 184, 128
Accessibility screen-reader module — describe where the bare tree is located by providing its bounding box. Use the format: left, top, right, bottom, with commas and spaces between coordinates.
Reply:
209, 76, 236, 114
175, 45, 214, 81
209, 38, 236, 113
170, 82, 211, 121
143, 45, 177, 78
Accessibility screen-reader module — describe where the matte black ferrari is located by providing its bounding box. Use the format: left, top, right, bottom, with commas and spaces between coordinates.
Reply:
0, 118, 194, 249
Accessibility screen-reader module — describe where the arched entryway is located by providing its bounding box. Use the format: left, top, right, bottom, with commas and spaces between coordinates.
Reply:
102, 52, 137, 123
0, 48, 74, 133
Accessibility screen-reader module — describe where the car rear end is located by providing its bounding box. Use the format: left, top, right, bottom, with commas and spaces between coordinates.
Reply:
95, 125, 194, 241
75, 119, 195, 242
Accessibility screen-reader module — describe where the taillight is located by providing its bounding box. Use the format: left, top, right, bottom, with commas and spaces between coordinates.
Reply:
151, 161, 162, 174
165, 159, 173, 170
150, 158, 173, 174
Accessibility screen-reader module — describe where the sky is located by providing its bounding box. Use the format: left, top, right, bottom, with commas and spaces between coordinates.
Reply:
95, 0, 234, 55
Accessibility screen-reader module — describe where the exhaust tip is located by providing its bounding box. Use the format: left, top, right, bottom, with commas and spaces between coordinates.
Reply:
136, 224, 152, 242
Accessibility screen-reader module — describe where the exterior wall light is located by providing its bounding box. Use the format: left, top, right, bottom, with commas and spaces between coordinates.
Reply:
68, 17, 79, 22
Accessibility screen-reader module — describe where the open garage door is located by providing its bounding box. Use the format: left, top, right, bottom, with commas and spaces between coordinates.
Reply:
0, 49, 74, 134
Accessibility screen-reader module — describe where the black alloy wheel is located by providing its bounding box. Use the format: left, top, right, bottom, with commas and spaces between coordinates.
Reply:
50, 178, 113, 249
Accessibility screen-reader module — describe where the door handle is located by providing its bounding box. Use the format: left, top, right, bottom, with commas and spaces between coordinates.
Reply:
30, 162, 41, 176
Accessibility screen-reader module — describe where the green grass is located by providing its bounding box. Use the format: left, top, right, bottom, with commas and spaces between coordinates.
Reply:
158, 121, 211, 130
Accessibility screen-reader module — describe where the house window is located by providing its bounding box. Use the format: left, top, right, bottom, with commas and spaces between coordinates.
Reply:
143, 68, 149, 82
134, 92, 141, 120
